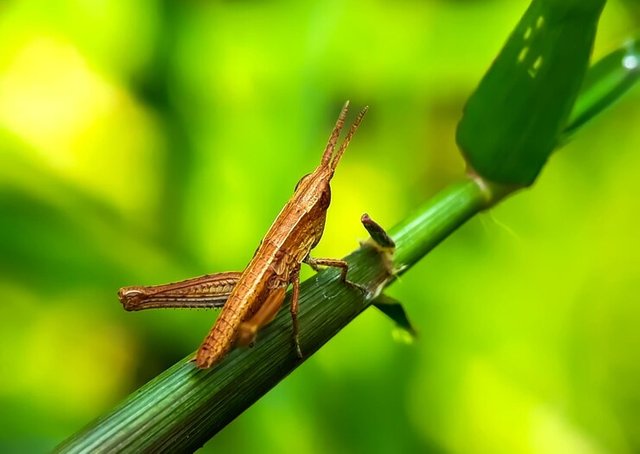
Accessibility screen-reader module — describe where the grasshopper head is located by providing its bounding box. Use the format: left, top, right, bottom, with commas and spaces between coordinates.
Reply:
291, 103, 367, 210
293, 170, 332, 211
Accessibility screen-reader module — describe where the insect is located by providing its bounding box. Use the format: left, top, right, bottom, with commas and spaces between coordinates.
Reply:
118, 102, 368, 368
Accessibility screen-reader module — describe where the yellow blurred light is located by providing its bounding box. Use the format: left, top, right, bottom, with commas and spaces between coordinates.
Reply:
0, 34, 162, 219
0, 36, 114, 167
20, 302, 136, 415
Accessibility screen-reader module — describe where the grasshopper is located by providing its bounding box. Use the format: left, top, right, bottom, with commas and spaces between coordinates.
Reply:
119, 102, 368, 368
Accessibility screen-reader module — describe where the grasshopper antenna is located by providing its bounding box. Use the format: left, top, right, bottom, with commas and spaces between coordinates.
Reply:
321, 101, 350, 167
330, 105, 368, 171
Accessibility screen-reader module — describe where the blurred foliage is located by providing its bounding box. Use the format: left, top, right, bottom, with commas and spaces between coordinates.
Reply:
1, 0, 639, 453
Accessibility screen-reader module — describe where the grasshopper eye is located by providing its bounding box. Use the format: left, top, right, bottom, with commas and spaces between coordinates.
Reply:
294, 173, 311, 191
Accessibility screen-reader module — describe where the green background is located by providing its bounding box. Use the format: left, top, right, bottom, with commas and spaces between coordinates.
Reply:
1, 1, 639, 452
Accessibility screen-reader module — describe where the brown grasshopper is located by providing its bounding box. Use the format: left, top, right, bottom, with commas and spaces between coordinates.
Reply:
119, 102, 368, 368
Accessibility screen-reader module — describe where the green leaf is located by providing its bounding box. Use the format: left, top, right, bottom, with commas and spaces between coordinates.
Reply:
372, 294, 417, 337
456, 0, 606, 186
562, 37, 640, 141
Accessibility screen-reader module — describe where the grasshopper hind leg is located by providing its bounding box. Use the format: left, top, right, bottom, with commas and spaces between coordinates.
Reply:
237, 286, 287, 347
236, 267, 304, 360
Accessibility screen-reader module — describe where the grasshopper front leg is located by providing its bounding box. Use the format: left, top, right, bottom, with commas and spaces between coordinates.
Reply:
290, 266, 302, 358
304, 256, 370, 295
304, 256, 350, 282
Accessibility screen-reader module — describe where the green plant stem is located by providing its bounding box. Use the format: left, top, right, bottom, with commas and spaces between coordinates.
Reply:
390, 177, 509, 268
55, 176, 508, 453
